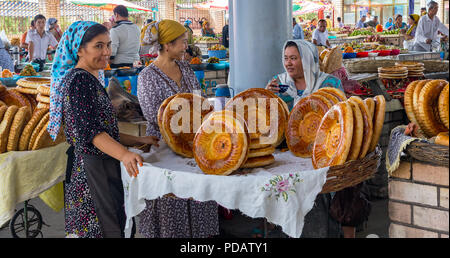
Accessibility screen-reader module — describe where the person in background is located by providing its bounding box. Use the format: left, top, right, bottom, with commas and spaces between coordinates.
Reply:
46, 18, 62, 42
337, 17, 344, 28
413, 0, 449, 52
184, 19, 194, 46
138, 19, 219, 238
356, 15, 367, 29
0, 39, 14, 72
392, 14, 407, 31
403, 14, 420, 50
326, 15, 332, 29
384, 17, 394, 30
109, 5, 141, 68
365, 15, 379, 28
222, 18, 229, 48
20, 20, 35, 49
312, 19, 330, 48
309, 18, 317, 31
293, 17, 305, 40
25, 14, 58, 71
420, 7, 427, 16
201, 20, 215, 37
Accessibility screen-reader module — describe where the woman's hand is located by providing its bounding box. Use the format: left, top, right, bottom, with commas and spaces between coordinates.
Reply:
265, 78, 280, 93
120, 150, 144, 178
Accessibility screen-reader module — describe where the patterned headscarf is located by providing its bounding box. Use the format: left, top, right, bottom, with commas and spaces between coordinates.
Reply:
45, 18, 58, 31
142, 19, 187, 55
406, 14, 420, 35
48, 21, 105, 140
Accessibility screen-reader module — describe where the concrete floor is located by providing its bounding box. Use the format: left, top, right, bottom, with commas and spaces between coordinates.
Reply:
0, 196, 389, 238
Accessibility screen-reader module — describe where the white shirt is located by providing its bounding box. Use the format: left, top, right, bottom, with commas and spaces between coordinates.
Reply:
312, 29, 329, 46
25, 29, 58, 60
110, 21, 141, 64
414, 14, 449, 52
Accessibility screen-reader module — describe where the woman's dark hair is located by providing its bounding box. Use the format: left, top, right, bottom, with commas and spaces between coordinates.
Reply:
34, 14, 46, 23
285, 41, 299, 51
337, 17, 341, 22
80, 24, 109, 49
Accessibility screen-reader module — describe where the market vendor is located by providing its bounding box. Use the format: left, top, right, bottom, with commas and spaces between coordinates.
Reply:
184, 19, 194, 45
137, 19, 219, 238
263, 40, 344, 237
46, 18, 62, 43
312, 19, 331, 49
265, 40, 343, 111
356, 15, 367, 29
0, 39, 14, 72
201, 20, 216, 37
404, 14, 420, 41
384, 17, 394, 30
392, 14, 407, 31
412, 1, 449, 52
25, 14, 58, 71
49, 21, 159, 238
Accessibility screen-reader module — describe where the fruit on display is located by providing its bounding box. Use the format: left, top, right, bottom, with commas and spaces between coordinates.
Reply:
349, 28, 374, 37
381, 29, 400, 35
194, 36, 219, 42
208, 44, 226, 51
207, 57, 220, 63
376, 24, 383, 32
344, 46, 354, 53
190, 57, 202, 64
19, 64, 37, 76
1, 69, 13, 78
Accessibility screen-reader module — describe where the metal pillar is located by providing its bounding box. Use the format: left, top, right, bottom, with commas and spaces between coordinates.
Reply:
228, 0, 291, 94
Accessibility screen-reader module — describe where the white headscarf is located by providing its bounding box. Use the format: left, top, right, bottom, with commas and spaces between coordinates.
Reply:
277, 40, 338, 105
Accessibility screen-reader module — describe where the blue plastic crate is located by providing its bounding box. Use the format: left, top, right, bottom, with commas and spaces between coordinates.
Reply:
208, 50, 227, 59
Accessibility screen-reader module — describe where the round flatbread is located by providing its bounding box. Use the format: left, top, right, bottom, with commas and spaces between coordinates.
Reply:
395, 61, 424, 68
312, 101, 354, 169
348, 96, 373, 159
249, 138, 272, 149
417, 80, 448, 138
31, 121, 65, 150
36, 102, 50, 109
317, 87, 347, 101
0, 105, 19, 153
364, 98, 375, 120
0, 100, 6, 107
193, 110, 249, 175
24, 93, 37, 111
241, 154, 275, 169
0, 105, 7, 121
435, 132, 449, 146
0, 89, 32, 110
322, 46, 343, 74
7, 106, 31, 151
404, 81, 425, 133
438, 83, 449, 129
225, 88, 287, 147
36, 94, 50, 104
161, 93, 213, 158
37, 85, 50, 96
311, 91, 340, 106
286, 94, 332, 158
368, 95, 386, 153
157, 94, 178, 134
378, 66, 408, 73
247, 145, 276, 158
19, 108, 49, 151
28, 112, 50, 150
16, 86, 38, 95
16, 77, 51, 89
346, 100, 364, 161
412, 80, 433, 122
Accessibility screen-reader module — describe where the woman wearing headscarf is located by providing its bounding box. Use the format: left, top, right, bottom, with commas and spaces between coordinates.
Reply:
393, 14, 407, 31
184, 19, 194, 45
137, 19, 219, 238
0, 39, 14, 72
46, 18, 62, 42
49, 21, 159, 238
201, 20, 216, 37
384, 17, 394, 30
265, 40, 343, 111
405, 14, 420, 39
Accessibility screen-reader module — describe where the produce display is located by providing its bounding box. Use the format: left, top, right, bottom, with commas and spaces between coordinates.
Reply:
1, 69, 13, 78
381, 29, 400, 35
349, 28, 375, 37
207, 57, 220, 63
19, 64, 38, 76
208, 44, 226, 51
404, 80, 449, 140
194, 36, 220, 42
190, 57, 202, 64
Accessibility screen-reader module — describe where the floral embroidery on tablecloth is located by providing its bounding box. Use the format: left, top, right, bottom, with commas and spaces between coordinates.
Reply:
261, 173, 303, 202
164, 170, 174, 181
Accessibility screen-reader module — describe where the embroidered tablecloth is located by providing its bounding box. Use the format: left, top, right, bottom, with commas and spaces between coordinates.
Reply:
121, 142, 329, 238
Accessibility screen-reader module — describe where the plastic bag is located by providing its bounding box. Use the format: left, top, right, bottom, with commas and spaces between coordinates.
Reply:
0, 30, 10, 48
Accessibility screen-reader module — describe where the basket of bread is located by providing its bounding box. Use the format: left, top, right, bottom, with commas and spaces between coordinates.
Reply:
157, 87, 383, 194
403, 79, 449, 167
0, 81, 64, 154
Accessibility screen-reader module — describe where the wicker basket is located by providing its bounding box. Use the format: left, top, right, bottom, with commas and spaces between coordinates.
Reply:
320, 146, 382, 193
405, 141, 449, 167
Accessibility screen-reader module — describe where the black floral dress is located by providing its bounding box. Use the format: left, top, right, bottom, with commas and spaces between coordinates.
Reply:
62, 68, 120, 238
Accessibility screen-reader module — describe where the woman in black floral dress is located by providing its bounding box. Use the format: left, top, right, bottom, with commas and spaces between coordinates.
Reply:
51, 22, 158, 238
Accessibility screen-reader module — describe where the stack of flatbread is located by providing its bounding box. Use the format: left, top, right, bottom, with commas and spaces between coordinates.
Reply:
395, 61, 425, 78
36, 85, 50, 109
0, 84, 33, 112
0, 103, 64, 154
16, 77, 50, 111
378, 66, 408, 79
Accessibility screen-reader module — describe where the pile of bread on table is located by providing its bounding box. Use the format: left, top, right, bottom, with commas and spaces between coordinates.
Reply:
157, 87, 386, 176
404, 79, 449, 146
0, 77, 64, 154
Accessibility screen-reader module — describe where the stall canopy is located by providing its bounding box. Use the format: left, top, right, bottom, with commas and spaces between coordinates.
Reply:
293, 0, 333, 15
193, 0, 228, 10
69, 0, 152, 12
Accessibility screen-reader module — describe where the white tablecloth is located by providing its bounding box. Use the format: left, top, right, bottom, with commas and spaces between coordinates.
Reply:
121, 142, 329, 238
